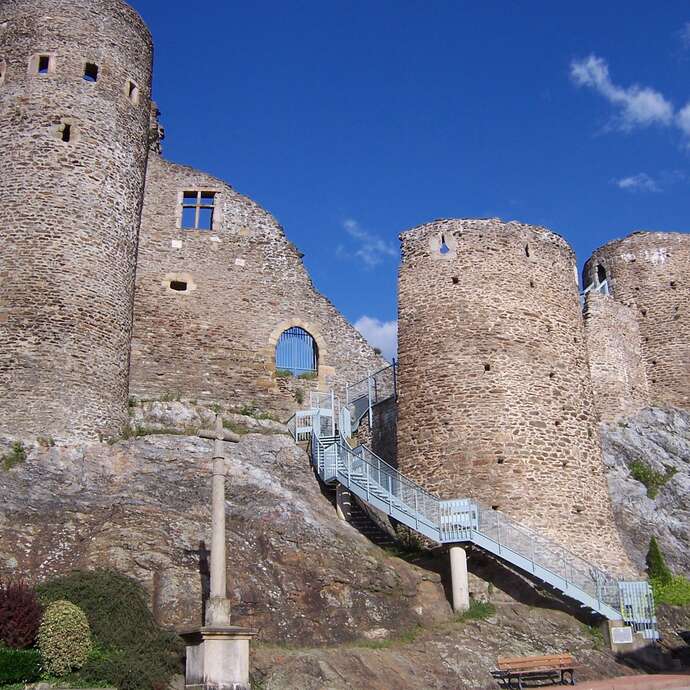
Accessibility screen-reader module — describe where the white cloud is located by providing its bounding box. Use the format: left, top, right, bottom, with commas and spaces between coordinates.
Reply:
354, 316, 397, 362
570, 55, 674, 130
342, 219, 397, 269
677, 102, 690, 137
681, 22, 690, 50
614, 173, 660, 192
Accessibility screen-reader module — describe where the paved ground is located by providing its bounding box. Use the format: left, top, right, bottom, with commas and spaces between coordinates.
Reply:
579, 675, 690, 690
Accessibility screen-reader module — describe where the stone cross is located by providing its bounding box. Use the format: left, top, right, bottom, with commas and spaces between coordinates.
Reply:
197, 415, 240, 627
183, 414, 256, 690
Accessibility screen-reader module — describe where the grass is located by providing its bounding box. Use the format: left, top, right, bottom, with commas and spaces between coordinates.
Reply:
455, 599, 496, 622
1, 442, 26, 471
297, 371, 318, 380
119, 425, 196, 440
237, 403, 278, 421
37, 436, 55, 448
629, 459, 677, 499
350, 625, 424, 650
581, 623, 605, 650
222, 420, 250, 436
275, 369, 293, 378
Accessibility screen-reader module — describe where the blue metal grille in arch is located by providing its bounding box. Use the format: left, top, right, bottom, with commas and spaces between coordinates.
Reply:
275, 327, 318, 375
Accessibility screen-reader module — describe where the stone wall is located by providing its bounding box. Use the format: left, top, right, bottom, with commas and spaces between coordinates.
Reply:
129, 154, 386, 417
0, 0, 153, 440
583, 292, 649, 422
397, 218, 634, 576
353, 397, 398, 467
584, 232, 690, 412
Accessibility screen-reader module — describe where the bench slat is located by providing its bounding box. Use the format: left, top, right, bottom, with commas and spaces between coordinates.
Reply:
497, 653, 574, 672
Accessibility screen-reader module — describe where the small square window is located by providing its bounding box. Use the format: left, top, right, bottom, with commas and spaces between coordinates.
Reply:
181, 191, 216, 230
36, 54, 53, 74
84, 62, 99, 82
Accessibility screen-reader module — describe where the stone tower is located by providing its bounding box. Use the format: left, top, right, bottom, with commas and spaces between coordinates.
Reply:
397, 218, 633, 575
584, 231, 690, 412
0, 0, 153, 439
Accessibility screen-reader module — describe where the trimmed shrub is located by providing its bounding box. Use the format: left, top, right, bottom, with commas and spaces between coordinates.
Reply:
646, 536, 672, 584
0, 646, 41, 684
37, 600, 92, 676
37, 570, 183, 690
0, 580, 42, 649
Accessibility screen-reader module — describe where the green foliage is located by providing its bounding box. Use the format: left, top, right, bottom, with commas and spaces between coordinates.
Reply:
238, 403, 276, 421
1, 443, 26, 471
37, 436, 55, 449
274, 369, 293, 378
297, 371, 318, 380
121, 425, 193, 440
646, 538, 690, 607
294, 388, 305, 405
629, 459, 677, 499
210, 402, 222, 414
0, 580, 42, 649
36, 570, 183, 690
581, 623, 605, 650
651, 575, 690, 607
455, 599, 496, 622
0, 646, 41, 684
37, 600, 92, 676
646, 537, 672, 584
223, 420, 249, 435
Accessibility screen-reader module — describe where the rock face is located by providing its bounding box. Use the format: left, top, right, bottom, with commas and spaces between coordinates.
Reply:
0, 424, 448, 645
602, 407, 690, 574
252, 605, 648, 690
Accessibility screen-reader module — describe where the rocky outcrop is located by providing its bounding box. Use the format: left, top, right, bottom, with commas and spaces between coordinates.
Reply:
0, 423, 448, 646
602, 407, 690, 574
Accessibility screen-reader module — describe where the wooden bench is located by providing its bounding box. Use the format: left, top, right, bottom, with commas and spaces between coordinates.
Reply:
490, 653, 577, 688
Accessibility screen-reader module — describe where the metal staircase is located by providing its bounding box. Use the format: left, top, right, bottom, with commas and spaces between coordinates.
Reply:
287, 366, 658, 640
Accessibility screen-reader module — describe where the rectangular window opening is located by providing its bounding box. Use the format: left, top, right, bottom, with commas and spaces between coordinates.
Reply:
170, 280, 188, 292
127, 80, 139, 104
84, 63, 99, 82
181, 191, 216, 230
61, 124, 71, 142
38, 55, 50, 74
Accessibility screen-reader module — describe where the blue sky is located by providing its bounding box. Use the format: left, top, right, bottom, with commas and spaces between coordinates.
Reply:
131, 0, 690, 359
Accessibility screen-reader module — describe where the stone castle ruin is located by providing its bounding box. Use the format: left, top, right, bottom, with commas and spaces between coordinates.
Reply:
1, 0, 689, 656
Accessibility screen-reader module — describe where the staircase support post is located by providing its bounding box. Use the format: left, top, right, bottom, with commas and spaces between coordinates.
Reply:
449, 545, 470, 613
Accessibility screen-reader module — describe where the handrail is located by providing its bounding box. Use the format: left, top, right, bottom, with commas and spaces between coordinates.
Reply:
347, 362, 396, 394
300, 374, 657, 637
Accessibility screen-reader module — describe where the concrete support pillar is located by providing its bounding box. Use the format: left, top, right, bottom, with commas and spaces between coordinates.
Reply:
449, 546, 470, 613
336, 484, 351, 521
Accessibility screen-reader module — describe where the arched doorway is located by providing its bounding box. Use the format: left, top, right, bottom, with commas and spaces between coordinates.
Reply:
275, 326, 319, 376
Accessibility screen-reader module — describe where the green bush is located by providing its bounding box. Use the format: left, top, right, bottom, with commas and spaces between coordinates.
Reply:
646, 538, 690, 607
629, 459, 677, 499
37, 570, 183, 690
0, 646, 41, 684
646, 536, 672, 584
275, 369, 293, 378
297, 371, 318, 380
37, 600, 92, 676
1, 442, 26, 471
651, 575, 690, 607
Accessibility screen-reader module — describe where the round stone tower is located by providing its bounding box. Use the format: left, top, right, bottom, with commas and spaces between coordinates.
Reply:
0, 0, 153, 439
397, 218, 633, 575
584, 231, 690, 411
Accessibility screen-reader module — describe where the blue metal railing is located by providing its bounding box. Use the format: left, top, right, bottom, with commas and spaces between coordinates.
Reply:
291, 376, 658, 638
